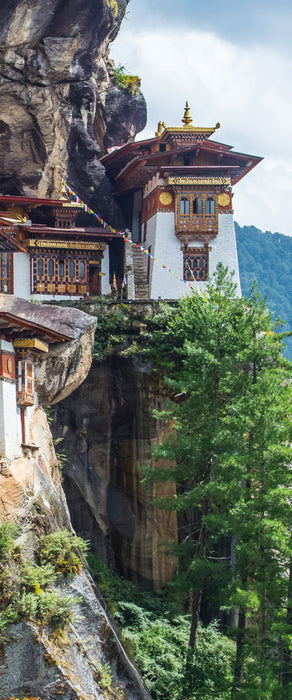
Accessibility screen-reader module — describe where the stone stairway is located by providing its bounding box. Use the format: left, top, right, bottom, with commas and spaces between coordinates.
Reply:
132, 245, 149, 299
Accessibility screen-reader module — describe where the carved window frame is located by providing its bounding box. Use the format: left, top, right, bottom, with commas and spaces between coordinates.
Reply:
183, 247, 209, 282
0, 252, 13, 293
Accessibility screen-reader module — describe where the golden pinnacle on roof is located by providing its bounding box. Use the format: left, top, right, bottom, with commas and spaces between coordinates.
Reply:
181, 101, 193, 126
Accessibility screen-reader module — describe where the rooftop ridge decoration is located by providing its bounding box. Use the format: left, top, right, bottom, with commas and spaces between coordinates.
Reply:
181, 101, 193, 126
154, 102, 221, 139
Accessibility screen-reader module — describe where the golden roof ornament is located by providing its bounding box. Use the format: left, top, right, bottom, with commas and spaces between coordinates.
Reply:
155, 120, 167, 137
181, 101, 193, 126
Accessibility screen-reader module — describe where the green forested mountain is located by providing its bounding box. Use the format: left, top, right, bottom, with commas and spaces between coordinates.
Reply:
235, 222, 292, 358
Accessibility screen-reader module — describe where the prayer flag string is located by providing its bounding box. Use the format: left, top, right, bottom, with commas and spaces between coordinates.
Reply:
62, 181, 202, 292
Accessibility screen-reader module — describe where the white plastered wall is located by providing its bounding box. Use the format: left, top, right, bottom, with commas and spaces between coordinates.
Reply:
209, 213, 241, 295
132, 190, 143, 243
0, 341, 22, 460
101, 246, 111, 295
145, 212, 186, 299
144, 210, 241, 300
13, 252, 31, 299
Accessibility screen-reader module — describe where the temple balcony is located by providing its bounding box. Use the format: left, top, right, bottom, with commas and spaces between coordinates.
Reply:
175, 213, 218, 241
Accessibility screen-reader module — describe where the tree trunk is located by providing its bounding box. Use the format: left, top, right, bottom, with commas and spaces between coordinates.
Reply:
189, 587, 203, 650
231, 608, 246, 697
282, 562, 292, 686
188, 516, 208, 651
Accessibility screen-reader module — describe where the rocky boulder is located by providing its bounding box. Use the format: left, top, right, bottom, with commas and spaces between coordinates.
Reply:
0, 293, 97, 403
0, 0, 147, 226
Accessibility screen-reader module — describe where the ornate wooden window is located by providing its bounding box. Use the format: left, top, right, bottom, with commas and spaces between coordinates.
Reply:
52, 206, 78, 229
79, 261, 85, 278
69, 260, 75, 279
17, 355, 35, 406
59, 260, 65, 278
176, 192, 218, 240
205, 197, 215, 214
48, 259, 54, 277
193, 197, 203, 214
0, 253, 13, 293
180, 197, 190, 215
184, 247, 209, 282
32, 251, 102, 295
37, 259, 43, 277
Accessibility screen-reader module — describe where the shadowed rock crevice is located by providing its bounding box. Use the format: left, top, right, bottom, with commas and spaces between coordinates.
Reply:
54, 355, 178, 591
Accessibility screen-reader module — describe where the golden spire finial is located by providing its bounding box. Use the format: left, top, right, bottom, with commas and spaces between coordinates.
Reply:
182, 101, 193, 126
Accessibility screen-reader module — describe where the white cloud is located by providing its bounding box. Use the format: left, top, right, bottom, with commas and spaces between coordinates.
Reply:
110, 27, 292, 235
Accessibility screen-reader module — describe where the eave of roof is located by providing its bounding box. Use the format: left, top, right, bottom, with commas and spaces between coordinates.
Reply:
21, 225, 116, 239
0, 225, 26, 252
0, 195, 66, 208
0, 312, 72, 342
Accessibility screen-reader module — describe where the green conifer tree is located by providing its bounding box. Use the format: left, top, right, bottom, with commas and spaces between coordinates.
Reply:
143, 266, 292, 698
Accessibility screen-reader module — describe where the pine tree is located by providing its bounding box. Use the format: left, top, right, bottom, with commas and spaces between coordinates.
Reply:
142, 266, 292, 697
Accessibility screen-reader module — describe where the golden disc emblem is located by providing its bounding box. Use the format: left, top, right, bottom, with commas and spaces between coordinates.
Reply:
159, 191, 173, 206
218, 192, 231, 207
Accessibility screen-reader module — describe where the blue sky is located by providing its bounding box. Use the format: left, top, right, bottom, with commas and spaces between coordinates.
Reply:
122, 0, 292, 51
110, 0, 292, 236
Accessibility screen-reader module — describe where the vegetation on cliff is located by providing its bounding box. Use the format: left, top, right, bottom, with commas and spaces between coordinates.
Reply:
69, 266, 291, 698
0, 525, 85, 643
111, 63, 142, 94
88, 553, 234, 699
140, 265, 292, 698
45, 261, 292, 698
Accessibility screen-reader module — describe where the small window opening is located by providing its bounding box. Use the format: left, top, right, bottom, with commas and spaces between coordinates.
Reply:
37, 259, 43, 277
205, 197, 215, 215
69, 260, 75, 279
180, 197, 190, 215
193, 197, 203, 215
48, 259, 54, 277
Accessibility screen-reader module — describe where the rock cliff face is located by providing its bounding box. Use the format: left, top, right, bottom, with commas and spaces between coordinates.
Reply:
0, 0, 146, 224
0, 408, 151, 700
53, 354, 177, 591
0, 299, 150, 699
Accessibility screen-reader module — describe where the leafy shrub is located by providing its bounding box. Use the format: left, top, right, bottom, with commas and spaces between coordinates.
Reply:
36, 589, 79, 628
0, 521, 19, 559
97, 661, 112, 690
39, 529, 87, 575
92, 303, 134, 361
21, 562, 56, 592
0, 522, 85, 643
112, 64, 141, 94
88, 554, 234, 699
14, 591, 38, 619
0, 604, 19, 632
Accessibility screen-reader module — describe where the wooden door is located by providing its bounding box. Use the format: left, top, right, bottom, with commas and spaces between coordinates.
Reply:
89, 266, 100, 296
